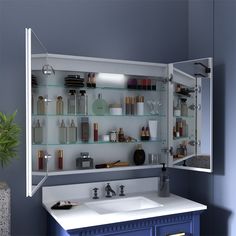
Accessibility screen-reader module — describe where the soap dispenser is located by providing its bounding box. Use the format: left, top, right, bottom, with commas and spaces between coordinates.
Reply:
158, 163, 170, 197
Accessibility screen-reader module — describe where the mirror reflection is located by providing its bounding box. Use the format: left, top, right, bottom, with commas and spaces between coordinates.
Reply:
171, 58, 212, 172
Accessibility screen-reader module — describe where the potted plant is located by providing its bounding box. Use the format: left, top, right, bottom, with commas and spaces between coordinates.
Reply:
0, 111, 20, 236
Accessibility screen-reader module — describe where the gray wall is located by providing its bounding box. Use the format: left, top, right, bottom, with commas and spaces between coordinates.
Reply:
0, 1, 189, 235
188, 0, 236, 235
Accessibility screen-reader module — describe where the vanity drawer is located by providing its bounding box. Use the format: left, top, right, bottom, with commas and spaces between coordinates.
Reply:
155, 221, 192, 236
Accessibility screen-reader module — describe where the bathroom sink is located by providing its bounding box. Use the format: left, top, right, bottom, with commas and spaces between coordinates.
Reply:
85, 196, 163, 214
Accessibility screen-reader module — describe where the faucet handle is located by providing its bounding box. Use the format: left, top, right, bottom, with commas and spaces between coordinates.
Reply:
92, 187, 99, 199
119, 185, 125, 196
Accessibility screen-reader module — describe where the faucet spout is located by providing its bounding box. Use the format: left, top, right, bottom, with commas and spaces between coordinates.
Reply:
105, 183, 116, 197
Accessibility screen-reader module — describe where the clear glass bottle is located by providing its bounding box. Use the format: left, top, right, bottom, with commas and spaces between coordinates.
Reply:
56, 96, 64, 115
174, 99, 181, 117
92, 94, 108, 115
180, 98, 188, 117
59, 120, 67, 144
68, 119, 77, 143
34, 120, 43, 144
78, 90, 88, 115
37, 96, 45, 115
67, 90, 76, 114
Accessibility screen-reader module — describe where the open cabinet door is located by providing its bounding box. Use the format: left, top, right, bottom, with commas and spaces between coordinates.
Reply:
26, 28, 52, 196
168, 58, 213, 172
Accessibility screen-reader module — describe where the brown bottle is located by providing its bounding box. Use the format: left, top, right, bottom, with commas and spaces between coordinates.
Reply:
133, 144, 145, 165
93, 123, 98, 142
38, 150, 44, 170
58, 150, 63, 170
118, 128, 125, 142
140, 127, 146, 141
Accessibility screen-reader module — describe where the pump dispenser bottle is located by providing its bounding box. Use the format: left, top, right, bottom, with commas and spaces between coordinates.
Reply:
158, 163, 170, 197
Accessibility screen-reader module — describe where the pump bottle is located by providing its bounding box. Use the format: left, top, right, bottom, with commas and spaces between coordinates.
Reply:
158, 163, 170, 197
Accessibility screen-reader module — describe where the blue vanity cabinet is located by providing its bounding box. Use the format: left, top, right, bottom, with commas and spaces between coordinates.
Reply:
47, 211, 202, 236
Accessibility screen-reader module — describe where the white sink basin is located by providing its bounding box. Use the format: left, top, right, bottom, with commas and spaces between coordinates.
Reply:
85, 196, 163, 214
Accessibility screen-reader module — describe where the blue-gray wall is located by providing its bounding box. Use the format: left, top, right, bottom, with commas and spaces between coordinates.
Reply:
0, 1, 189, 235
188, 0, 236, 235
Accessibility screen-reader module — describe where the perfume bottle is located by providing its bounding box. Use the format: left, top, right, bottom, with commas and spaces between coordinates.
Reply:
34, 120, 43, 144
92, 94, 108, 115
93, 123, 98, 142
76, 152, 93, 169
57, 150, 63, 170
56, 96, 64, 115
68, 119, 77, 143
81, 117, 89, 142
78, 90, 88, 115
37, 96, 45, 115
68, 90, 76, 114
37, 150, 45, 170
59, 120, 67, 144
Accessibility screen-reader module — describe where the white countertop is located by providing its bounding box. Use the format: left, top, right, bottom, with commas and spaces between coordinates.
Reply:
43, 191, 206, 231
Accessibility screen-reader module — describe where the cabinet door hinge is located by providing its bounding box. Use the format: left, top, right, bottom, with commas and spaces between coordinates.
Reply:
195, 85, 201, 93
189, 104, 201, 111
164, 74, 173, 83
162, 147, 173, 155
188, 140, 201, 146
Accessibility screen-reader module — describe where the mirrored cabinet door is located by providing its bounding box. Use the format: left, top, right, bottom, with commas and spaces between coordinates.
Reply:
26, 28, 50, 197
168, 58, 213, 172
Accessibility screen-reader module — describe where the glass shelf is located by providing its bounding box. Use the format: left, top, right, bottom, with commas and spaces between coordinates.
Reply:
174, 92, 192, 98
34, 84, 166, 92
32, 139, 166, 146
173, 136, 189, 141
32, 113, 166, 118
32, 164, 162, 176
174, 115, 194, 119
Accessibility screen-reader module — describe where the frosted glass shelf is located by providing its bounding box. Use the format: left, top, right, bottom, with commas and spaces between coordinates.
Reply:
32, 113, 166, 118
174, 115, 194, 119
32, 164, 162, 176
173, 136, 189, 141
32, 139, 166, 146
174, 92, 192, 98
34, 84, 166, 92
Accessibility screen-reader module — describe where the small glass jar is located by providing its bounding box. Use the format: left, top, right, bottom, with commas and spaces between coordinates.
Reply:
110, 130, 117, 142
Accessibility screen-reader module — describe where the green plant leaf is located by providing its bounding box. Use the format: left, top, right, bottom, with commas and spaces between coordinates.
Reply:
0, 111, 21, 168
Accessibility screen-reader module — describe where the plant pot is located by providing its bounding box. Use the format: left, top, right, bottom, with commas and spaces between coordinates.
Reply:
0, 182, 10, 236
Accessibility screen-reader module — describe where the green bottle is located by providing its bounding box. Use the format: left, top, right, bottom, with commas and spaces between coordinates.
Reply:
92, 94, 108, 115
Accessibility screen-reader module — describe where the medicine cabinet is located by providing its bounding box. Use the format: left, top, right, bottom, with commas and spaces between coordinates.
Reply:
26, 28, 213, 197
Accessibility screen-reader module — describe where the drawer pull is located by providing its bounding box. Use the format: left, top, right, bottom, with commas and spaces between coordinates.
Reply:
167, 233, 186, 236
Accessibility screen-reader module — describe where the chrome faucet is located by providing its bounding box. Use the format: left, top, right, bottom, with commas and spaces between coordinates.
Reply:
105, 183, 116, 198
